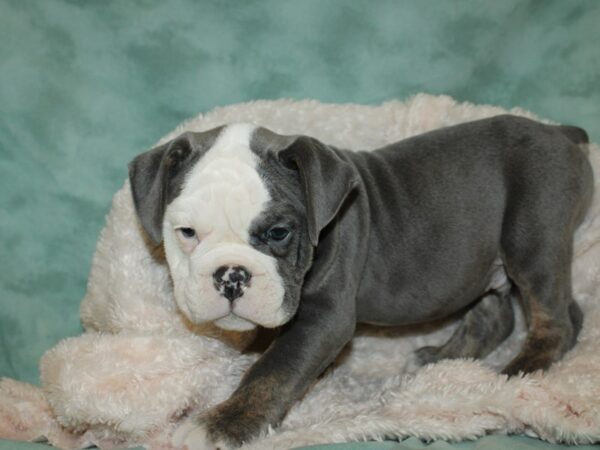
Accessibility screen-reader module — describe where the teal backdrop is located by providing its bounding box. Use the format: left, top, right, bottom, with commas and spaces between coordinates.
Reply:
1, 1, 599, 449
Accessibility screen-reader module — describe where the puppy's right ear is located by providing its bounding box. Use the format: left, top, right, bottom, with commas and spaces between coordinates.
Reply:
128, 132, 202, 244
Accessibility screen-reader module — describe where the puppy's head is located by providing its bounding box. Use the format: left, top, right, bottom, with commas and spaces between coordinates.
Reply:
128, 124, 358, 331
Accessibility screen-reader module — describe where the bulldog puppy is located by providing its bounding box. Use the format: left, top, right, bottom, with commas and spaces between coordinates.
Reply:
128, 116, 593, 449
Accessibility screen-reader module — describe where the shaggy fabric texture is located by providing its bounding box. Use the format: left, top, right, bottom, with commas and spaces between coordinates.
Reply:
1, 95, 600, 450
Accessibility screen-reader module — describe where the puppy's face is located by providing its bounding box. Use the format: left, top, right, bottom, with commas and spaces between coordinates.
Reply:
164, 125, 314, 331
129, 125, 312, 330
129, 124, 358, 331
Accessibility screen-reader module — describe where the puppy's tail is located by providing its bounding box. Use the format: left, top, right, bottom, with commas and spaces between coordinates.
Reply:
557, 124, 589, 145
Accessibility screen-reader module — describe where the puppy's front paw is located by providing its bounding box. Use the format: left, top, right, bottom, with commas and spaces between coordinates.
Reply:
171, 418, 230, 450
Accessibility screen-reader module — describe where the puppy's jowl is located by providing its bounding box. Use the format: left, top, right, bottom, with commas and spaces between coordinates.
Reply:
129, 116, 593, 449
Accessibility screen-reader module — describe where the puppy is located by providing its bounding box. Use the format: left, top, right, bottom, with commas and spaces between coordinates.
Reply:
128, 115, 593, 449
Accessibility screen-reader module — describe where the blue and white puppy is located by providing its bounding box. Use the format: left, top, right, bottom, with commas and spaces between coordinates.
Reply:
128, 116, 593, 449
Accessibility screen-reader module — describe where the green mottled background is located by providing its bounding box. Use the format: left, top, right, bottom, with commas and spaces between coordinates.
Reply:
1, 1, 599, 449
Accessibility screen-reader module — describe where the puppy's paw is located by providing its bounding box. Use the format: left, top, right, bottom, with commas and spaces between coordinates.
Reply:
502, 353, 551, 376
171, 418, 230, 450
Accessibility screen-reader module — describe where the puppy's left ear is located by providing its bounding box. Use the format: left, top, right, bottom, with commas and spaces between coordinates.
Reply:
279, 137, 360, 246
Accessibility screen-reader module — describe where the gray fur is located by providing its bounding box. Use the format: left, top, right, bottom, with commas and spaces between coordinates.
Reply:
128, 115, 593, 448
415, 289, 515, 364
252, 127, 361, 246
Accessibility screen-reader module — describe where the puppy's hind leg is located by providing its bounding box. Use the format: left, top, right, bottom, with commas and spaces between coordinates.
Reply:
500, 262, 580, 375
500, 212, 584, 375
415, 286, 515, 366
499, 125, 592, 375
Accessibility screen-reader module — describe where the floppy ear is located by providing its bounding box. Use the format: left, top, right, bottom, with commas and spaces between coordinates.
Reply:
278, 136, 360, 246
128, 132, 200, 244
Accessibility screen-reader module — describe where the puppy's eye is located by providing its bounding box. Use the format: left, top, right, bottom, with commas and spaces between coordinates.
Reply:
267, 227, 290, 242
177, 227, 197, 239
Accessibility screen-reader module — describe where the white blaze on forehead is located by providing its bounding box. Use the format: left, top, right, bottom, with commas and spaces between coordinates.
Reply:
163, 123, 289, 331
167, 123, 269, 241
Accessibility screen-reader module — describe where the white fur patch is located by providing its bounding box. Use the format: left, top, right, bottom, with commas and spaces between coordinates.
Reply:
163, 124, 287, 331
171, 419, 225, 450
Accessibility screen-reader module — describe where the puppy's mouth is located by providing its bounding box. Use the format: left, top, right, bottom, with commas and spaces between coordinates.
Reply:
181, 283, 260, 326
213, 312, 256, 331
176, 260, 287, 330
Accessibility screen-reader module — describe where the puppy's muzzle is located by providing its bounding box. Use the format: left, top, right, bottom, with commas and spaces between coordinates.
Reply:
212, 265, 252, 302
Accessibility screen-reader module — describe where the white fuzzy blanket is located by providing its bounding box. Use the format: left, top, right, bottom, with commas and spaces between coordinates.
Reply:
2, 94, 600, 450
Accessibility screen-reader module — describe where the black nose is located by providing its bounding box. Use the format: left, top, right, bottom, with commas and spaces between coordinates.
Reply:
212, 265, 252, 302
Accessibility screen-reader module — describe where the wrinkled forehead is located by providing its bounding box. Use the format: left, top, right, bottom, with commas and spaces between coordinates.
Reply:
166, 124, 265, 234
165, 123, 305, 240
180, 123, 263, 199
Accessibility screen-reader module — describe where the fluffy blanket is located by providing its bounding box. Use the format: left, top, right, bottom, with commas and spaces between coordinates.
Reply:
1, 94, 600, 450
